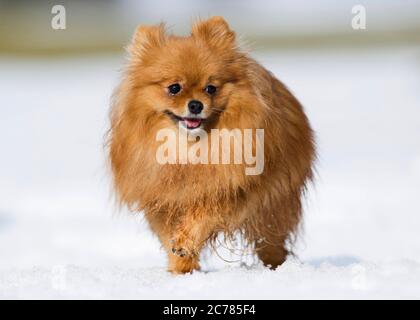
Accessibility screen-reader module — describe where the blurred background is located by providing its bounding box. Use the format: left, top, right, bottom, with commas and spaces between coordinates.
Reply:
1, 0, 420, 298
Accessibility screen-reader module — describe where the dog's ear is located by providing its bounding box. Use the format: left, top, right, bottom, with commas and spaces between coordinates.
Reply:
128, 23, 166, 59
192, 16, 236, 50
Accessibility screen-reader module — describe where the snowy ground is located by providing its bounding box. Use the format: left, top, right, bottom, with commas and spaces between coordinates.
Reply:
1, 46, 420, 299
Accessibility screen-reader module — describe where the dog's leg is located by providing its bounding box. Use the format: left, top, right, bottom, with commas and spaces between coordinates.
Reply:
162, 228, 200, 274
255, 238, 288, 269
167, 211, 219, 274
145, 208, 216, 274
144, 211, 198, 274
250, 206, 298, 269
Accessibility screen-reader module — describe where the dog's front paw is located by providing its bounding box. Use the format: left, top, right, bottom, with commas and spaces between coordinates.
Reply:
170, 237, 196, 258
171, 247, 188, 257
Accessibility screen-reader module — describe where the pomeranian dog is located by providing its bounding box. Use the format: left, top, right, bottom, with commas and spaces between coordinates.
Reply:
109, 16, 315, 274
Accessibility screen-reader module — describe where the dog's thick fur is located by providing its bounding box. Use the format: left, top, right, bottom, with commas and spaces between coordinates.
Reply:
109, 17, 315, 274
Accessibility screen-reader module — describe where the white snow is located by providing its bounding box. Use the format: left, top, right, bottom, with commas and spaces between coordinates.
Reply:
1, 46, 420, 299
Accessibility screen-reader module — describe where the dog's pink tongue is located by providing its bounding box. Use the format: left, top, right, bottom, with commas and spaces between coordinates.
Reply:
184, 118, 202, 129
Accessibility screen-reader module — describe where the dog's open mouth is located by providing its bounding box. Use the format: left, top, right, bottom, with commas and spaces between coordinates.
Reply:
183, 118, 202, 129
164, 111, 204, 130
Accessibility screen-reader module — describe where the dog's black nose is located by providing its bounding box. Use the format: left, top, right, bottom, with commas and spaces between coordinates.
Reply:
188, 100, 203, 114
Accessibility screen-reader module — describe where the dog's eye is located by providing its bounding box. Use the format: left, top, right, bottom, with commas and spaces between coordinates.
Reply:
168, 83, 182, 95
204, 85, 217, 95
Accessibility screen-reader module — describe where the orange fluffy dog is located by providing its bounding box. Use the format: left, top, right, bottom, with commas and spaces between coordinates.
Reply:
109, 17, 315, 274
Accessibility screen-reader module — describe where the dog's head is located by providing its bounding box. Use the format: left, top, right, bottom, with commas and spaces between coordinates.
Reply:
125, 16, 250, 132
